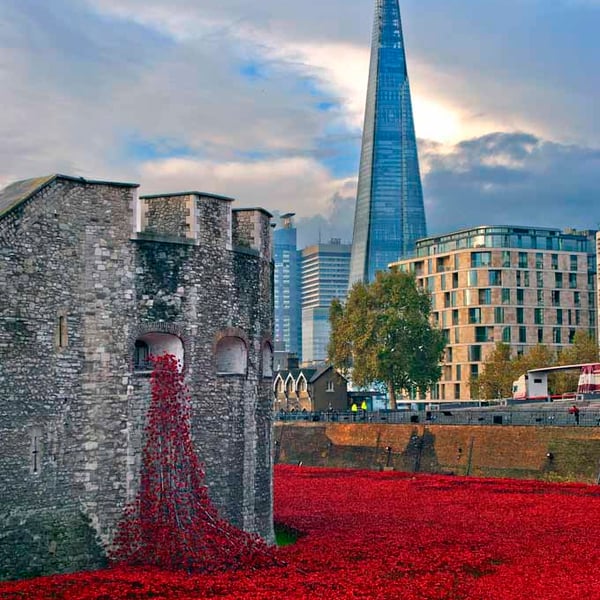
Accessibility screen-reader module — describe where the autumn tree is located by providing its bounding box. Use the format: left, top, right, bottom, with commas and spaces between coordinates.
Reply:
470, 342, 517, 400
553, 331, 599, 394
328, 269, 446, 410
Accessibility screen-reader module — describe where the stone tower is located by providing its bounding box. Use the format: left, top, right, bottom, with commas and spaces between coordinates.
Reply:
0, 174, 274, 578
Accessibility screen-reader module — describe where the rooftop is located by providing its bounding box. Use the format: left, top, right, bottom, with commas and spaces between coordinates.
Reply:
0, 174, 138, 218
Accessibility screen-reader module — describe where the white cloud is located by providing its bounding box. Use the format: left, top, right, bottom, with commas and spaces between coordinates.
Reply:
138, 156, 356, 218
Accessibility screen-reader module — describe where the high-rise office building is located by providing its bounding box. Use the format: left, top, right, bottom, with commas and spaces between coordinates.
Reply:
393, 226, 598, 400
349, 0, 427, 286
274, 213, 302, 359
301, 239, 352, 364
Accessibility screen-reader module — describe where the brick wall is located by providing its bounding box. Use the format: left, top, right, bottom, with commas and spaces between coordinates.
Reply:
275, 422, 600, 483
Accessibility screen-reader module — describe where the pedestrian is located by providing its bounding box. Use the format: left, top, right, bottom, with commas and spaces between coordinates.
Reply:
569, 404, 580, 425
351, 401, 358, 421
361, 399, 368, 421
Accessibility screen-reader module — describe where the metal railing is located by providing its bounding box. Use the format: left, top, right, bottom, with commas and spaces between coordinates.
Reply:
275, 408, 600, 428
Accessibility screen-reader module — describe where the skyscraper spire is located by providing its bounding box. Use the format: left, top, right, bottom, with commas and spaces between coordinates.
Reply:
349, 0, 427, 286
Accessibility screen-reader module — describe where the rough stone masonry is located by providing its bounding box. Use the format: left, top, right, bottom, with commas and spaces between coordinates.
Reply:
0, 175, 275, 579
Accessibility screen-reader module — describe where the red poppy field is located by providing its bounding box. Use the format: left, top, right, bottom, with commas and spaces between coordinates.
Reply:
1, 465, 600, 600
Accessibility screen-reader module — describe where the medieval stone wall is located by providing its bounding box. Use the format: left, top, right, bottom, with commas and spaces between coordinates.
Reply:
0, 176, 274, 579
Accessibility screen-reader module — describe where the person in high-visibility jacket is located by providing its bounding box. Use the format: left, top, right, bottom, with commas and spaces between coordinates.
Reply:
360, 400, 368, 421
351, 402, 358, 421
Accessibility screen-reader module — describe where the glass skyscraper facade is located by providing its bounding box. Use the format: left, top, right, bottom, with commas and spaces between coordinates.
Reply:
274, 213, 302, 359
349, 0, 427, 286
301, 239, 352, 364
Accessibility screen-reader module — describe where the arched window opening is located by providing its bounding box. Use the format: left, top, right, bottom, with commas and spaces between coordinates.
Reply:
262, 342, 273, 378
297, 375, 307, 394
275, 377, 284, 394
285, 377, 295, 396
133, 332, 184, 372
216, 336, 247, 375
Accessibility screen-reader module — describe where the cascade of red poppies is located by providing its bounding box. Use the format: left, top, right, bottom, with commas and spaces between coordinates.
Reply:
110, 353, 277, 572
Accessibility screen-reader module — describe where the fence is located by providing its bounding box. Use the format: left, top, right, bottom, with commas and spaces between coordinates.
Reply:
276, 408, 600, 428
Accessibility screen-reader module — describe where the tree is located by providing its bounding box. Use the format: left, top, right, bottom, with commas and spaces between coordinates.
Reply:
470, 342, 516, 400
328, 269, 446, 410
554, 331, 599, 394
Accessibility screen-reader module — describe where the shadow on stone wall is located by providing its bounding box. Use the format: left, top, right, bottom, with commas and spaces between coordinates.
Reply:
0, 510, 106, 581
274, 423, 600, 484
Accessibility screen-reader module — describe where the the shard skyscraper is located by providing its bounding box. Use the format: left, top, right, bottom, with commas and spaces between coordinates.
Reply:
349, 0, 427, 286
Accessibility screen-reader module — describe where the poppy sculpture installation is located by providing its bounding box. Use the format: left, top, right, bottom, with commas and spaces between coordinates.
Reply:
110, 353, 277, 573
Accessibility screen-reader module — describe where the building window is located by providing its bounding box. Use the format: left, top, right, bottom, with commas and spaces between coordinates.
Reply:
297, 376, 307, 393
470, 364, 479, 378
468, 345, 482, 362
535, 253, 544, 269
556, 309, 563, 325
570, 255, 578, 271
452, 309, 459, 326
134, 340, 150, 370
475, 327, 492, 343
551, 290, 560, 306
537, 328, 544, 343
575, 310, 581, 326
534, 308, 544, 325
516, 307, 524, 324
535, 271, 543, 288
134, 332, 184, 372
519, 327, 527, 343
326, 381, 334, 392
502, 327, 511, 343
516, 289, 524, 305
452, 272, 459, 288
478, 288, 491, 305
551, 254, 559, 270
553, 328, 562, 344
262, 342, 273, 378
440, 273, 446, 290
569, 273, 577, 289
502, 251, 511, 268
501, 288, 511, 304
569, 329, 576, 343
574, 291, 581, 307
555, 272, 563, 289
30, 427, 42, 475
56, 314, 68, 349
523, 271, 530, 287
468, 270, 478, 286
456, 364, 462, 380
471, 252, 491, 268
518, 252, 528, 268
216, 336, 247, 375
488, 270, 502, 286
537, 289, 544, 305
468, 308, 481, 324
494, 307, 504, 323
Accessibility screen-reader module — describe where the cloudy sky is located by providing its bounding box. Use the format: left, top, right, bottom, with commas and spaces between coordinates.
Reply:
1, 0, 599, 247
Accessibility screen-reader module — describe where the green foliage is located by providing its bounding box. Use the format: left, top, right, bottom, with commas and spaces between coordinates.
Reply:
470, 342, 517, 399
554, 331, 599, 394
328, 269, 446, 408
473, 331, 599, 399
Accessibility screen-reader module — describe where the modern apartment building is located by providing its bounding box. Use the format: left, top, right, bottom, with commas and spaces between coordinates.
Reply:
393, 225, 597, 400
274, 213, 302, 359
301, 239, 351, 364
348, 0, 427, 286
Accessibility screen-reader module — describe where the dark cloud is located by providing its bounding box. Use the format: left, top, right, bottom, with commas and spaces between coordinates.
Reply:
423, 132, 600, 234
289, 193, 356, 249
